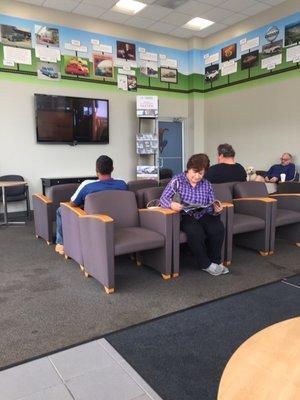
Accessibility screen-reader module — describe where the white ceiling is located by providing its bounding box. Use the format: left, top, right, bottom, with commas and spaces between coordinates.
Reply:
16, 0, 287, 38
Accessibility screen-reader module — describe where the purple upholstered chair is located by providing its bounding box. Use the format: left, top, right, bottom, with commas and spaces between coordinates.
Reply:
60, 203, 85, 271
139, 185, 231, 276
234, 181, 300, 251
77, 190, 175, 293
127, 179, 158, 193
32, 183, 79, 244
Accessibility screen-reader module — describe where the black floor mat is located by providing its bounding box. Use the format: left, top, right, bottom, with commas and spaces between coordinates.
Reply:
107, 281, 300, 400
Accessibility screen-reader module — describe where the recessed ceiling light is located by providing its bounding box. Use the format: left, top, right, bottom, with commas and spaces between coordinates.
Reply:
112, 0, 147, 15
183, 17, 214, 31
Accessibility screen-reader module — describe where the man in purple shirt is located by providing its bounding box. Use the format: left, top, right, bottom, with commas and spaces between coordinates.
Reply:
160, 154, 229, 276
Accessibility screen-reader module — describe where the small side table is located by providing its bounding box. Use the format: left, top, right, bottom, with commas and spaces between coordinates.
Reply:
0, 181, 28, 226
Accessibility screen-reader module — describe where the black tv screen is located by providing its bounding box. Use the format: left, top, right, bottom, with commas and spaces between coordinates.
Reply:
35, 94, 109, 144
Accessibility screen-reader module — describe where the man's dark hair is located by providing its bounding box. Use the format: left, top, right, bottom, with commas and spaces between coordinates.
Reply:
186, 153, 210, 172
96, 155, 113, 175
217, 143, 235, 158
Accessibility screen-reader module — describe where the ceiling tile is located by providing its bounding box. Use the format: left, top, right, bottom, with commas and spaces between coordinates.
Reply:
243, 2, 271, 16
221, 13, 248, 25
221, 0, 260, 13
148, 21, 177, 34
168, 27, 196, 38
176, 1, 213, 15
201, 7, 234, 22
194, 0, 224, 5
193, 22, 228, 37
262, 0, 286, 4
138, 4, 172, 19
43, 0, 80, 12
16, 0, 45, 5
160, 11, 192, 26
125, 16, 156, 28
72, 3, 106, 18
82, 0, 117, 9
99, 10, 131, 24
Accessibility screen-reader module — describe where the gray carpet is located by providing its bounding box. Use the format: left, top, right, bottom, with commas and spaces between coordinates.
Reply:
0, 220, 300, 369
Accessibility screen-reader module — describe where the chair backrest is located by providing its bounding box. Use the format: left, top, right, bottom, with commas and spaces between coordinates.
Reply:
0, 175, 25, 196
294, 171, 299, 182
159, 178, 171, 188
256, 170, 268, 178
49, 183, 80, 209
233, 181, 269, 198
159, 168, 173, 179
136, 186, 165, 208
212, 183, 233, 202
84, 190, 139, 228
277, 181, 300, 193
127, 179, 158, 193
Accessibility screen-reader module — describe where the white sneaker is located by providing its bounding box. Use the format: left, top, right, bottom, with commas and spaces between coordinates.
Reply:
202, 263, 224, 276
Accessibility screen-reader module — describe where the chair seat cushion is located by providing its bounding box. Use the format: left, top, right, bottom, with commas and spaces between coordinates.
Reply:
233, 213, 265, 235
179, 230, 187, 244
114, 227, 165, 256
276, 209, 300, 227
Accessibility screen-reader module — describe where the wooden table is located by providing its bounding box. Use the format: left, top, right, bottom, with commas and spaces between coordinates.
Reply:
0, 181, 28, 226
218, 317, 300, 399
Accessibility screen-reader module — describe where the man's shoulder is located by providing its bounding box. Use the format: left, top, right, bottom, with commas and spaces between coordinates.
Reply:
112, 179, 127, 186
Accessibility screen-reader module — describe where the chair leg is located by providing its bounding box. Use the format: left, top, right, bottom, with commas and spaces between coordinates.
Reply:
259, 251, 269, 256
105, 287, 114, 294
26, 188, 30, 219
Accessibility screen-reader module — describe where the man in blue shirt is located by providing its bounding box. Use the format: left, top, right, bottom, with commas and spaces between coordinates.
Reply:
265, 153, 296, 183
55, 155, 127, 255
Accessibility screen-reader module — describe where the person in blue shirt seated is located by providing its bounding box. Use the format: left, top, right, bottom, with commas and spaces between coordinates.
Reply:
265, 153, 296, 183
55, 155, 127, 255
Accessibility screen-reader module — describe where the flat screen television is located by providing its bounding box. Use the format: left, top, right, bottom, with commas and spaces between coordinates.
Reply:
35, 94, 109, 144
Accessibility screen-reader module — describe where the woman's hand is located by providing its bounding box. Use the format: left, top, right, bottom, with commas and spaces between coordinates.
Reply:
170, 201, 183, 212
213, 201, 223, 214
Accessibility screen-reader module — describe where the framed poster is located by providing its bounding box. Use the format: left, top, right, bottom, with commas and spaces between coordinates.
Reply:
160, 67, 178, 84
221, 43, 237, 62
241, 50, 259, 69
116, 40, 136, 61
93, 54, 114, 78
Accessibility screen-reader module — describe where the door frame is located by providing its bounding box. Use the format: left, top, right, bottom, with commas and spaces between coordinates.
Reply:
158, 117, 186, 172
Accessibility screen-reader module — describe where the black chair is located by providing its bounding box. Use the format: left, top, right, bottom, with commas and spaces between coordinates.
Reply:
0, 175, 30, 219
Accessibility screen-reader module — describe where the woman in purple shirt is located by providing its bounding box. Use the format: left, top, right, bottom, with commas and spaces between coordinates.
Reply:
160, 154, 229, 276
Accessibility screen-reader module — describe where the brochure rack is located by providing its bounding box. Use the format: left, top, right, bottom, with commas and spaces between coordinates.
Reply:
136, 96, 159, 180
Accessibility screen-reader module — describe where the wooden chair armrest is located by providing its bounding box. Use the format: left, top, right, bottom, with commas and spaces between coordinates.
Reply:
33, 193, 52, 204
60, 202, 87, 216
139, 207, 178, 215
79, 214, 113, 222
234, 197, 276, 203
221, 202, 234, 208
270, 193, 300, 197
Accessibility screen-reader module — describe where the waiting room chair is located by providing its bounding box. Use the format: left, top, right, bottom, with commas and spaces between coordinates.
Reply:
62, 190, 175, 293
139, 185, 231, 276
276, 181, 300, 194
0, 175, 30, 219
32, 183, 79, 244
127, 179, 158, 193
234, 181, 300, 251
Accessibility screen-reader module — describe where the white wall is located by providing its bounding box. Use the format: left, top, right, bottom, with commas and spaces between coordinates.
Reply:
0, 77, 189, 210
204, 76, 300, 170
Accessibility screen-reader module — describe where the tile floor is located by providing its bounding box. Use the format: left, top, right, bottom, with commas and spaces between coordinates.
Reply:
0, 339, 163, 400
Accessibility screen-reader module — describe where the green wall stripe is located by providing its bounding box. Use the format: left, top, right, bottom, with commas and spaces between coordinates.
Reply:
1, 66, 299, 99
